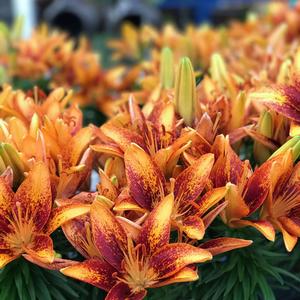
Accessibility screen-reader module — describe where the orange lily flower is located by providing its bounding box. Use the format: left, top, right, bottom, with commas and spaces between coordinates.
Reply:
0, 161, 90, 269
51, 37, 104, 106
116, 143, 228, 240
61, 190, 251, 299
93, 96, 197, 179
48, 125, 95, 198
0, 89, 94, 197
210, 135, 276, 241
0, 85, 73, 125
12, 25, 71, 80
250, 81, 300, 137
260, 150, 300, 251
61, 194, 213, 299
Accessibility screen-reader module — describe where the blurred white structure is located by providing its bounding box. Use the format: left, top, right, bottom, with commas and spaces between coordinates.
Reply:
12, 0, 36, 38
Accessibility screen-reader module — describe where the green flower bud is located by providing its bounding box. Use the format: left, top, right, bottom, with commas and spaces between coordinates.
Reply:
269, 136, 300, 162
160, 47, 174, 89
174, 57, 196, 126
0, 143, 25, 187
254, 111, 273, 164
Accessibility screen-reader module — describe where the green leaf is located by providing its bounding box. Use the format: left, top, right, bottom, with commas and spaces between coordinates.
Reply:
14, 271, 23, 300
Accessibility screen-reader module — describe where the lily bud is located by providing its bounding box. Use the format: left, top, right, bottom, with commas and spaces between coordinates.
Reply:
174, 57, 196, 126
254, 111, 273, 164
160, 47, 174, 89
229, 91, 247, 131
277, 59, 291, 84
210, 52, 236, 98
0, 143, 25, 187
269, 136, 300, 162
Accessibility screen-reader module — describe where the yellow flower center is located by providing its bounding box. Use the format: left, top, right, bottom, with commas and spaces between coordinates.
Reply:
4, 202, 34, 253
77, 221, 102, 258
118, 241, 158, 293
272, 186, 300, 219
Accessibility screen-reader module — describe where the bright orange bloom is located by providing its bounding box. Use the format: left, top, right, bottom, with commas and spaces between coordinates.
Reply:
260, 150, 300, 251
210, 135, 276, 241
51, 37, 104, 106
251, 81, 300, 137
0, 162, 90, 269
0, 85, 73, 125
0, 86, 95, 197
61, 194, 251, 299
61, 194, 212, 299
93, 96, 197, 179
12, 25, 71, 80
121, 143, 228, 240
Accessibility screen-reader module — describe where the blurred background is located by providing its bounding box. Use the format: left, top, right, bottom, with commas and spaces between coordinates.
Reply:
0, 0, 294, 38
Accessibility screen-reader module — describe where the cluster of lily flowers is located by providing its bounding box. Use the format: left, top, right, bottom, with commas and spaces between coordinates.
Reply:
0, 1, 300, 299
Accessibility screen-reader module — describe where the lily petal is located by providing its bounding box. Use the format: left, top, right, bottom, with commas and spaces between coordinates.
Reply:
174, 153, 214, 204
61, 258, 116, 291
279, 216, 300, 237
13, 162, 52, 231
62, 127, 93, 168
106, 282, 147, 300
0, 252, 18, 269
62, 215, 100, 259
211, 135, 246, 187
116, 216, 141, 241
244, 159, 274, 214
152, 267, 199, 288
98, 169, 118, 200
150, 243, 212, 280
91, 144, 124, 158
25, 234, 54, 264
203, 201, 228, 228
222, 183, 249, 223
181, 216, 205, 240
257, 87, 300, 123
23, 255, 77, 270
0, 178, 14, 232
44, 203, 90, 235
114, 194, 146, 213
101, 123, 147, 152
124, 143, 165, 210
197, 186, 228, 216
148, 101, 175, 134
138, 193, 174, 253
91, 200, 127, 269
232, 220, 275, 241
276, 220, 298, 252
200, 237, 252, 256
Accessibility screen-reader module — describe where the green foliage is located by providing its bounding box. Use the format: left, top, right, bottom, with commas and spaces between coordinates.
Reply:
147, 221, 300, 300
81, 105, 107, 126
0, 258, 89, 300
12, 77, 50, 92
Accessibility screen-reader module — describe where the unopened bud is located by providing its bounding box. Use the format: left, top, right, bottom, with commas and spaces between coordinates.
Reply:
269, 136, 300, 162
160, 47, 174, 89
210, 52, 236, 98
0, 143, 25, 187
254, 111, 273, 164
174, 57, 196, 126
